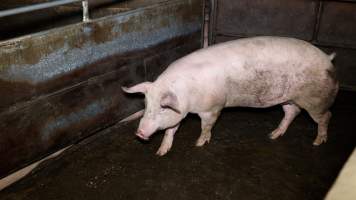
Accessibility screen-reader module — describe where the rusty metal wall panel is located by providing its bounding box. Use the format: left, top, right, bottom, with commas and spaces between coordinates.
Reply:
0, 0, 203, 177
0, 0, 160, 41
214, 0, 318, 40
317, 1, 356, 48
0, 0, 202, 111
0, 62, 144, 175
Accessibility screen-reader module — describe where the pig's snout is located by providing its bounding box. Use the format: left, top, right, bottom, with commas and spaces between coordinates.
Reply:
136, 129, 149, 140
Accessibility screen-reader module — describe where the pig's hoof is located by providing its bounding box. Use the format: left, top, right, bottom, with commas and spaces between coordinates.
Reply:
269, 129, 284, 140
196, 136, 210, 147
156, 147, 170, 156
313, 135, 327, 146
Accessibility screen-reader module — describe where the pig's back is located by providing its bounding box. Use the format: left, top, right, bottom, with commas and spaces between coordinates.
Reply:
158, 36, 337, 108
163, 36, 332, 76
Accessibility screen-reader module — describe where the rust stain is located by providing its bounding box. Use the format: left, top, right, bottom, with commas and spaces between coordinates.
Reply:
159, 17, 170, 27
1, 30, 68, 66
121, 13, 145, 34
67, 30, 86, 49
89, 21, 116, 44
19, 39, 42, 66
179, 0, 202, 23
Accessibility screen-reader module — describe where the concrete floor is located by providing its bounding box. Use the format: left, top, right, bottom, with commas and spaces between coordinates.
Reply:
1, 91, 355, 200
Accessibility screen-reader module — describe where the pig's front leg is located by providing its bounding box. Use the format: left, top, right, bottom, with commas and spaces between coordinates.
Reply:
156, 124, 180, 156
196, 111, 221, 146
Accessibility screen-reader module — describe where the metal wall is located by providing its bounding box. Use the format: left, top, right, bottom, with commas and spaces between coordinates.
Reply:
210, 0, 356, 90
0, 0, 152, 41
0, 0, 203, 177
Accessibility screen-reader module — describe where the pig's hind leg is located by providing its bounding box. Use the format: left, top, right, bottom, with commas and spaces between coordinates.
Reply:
156, 124, 180, 156
196, 110, 221, 147
306, 110, 331, 146
269, 103, 301, 140
295, 93, 334, 145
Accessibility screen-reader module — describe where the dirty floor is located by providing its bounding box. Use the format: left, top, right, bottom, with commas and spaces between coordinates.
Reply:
1, 91, 355, 200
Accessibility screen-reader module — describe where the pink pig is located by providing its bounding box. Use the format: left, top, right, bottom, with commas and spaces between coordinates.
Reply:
122, 36, 339, 156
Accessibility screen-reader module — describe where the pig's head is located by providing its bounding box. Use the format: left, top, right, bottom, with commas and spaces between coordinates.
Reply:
122, 82, 184, 140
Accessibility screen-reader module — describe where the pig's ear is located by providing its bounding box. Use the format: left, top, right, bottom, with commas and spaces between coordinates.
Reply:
160, 92, 181, 114
121, 82, 152, 94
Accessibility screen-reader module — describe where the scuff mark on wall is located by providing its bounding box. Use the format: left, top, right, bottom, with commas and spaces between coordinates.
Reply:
41, 98, 109, 141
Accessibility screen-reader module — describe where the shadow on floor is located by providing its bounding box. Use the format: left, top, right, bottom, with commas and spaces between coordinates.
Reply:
1, 91, 355, 200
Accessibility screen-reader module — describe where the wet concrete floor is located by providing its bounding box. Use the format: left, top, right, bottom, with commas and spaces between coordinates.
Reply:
1, 91, 355, 200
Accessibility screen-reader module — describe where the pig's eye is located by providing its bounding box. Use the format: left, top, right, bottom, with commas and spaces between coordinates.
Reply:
160, 106, 172, 113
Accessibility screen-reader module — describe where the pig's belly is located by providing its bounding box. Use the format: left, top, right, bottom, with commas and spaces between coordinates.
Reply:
224, 78, 292, 108
225, 93, 289, 108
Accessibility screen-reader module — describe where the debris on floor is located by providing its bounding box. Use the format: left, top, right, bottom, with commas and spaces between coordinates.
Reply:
0, 91, 355, 200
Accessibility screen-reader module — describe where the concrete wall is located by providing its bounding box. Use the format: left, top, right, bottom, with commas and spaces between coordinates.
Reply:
0, 0, 203, 177
210, 0, 356, 90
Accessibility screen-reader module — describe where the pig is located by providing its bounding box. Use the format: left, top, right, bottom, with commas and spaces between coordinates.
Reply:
122, 36, 339, 156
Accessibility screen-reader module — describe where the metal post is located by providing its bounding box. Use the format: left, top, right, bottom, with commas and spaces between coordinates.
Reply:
202, 0, 211, 48
82, 0, 90, 22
